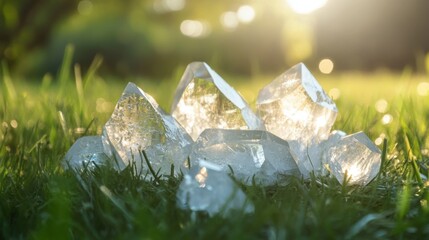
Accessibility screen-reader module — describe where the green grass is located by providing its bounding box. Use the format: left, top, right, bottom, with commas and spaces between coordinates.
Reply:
1, 57, 429, 239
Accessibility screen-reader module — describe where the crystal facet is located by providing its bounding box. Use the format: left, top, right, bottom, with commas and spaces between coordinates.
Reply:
189, 129, 300, 185
102, 82, 193, 176
171, 62, 265, 140
177, 160, 254, 216
327, 132, 381, 185
256, 63, 338, 177
63, 136, 109, 170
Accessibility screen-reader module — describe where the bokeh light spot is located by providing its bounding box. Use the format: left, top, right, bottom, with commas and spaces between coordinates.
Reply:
286, 0, 328, 14
220, 11, 239, 30
374, 133, 386, 146
381, 114, 393, 125
10, 120, 18, 129
237, 5, 255, 23
153, 0, 185, 12
417, 82, 429, 96
375, 99, 388, 113
319, 58, 334, 74
328, 88, 340, 100
180, 20, 210, 38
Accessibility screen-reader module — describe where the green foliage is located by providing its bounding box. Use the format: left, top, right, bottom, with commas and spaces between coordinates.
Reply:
1, 61, 429, 238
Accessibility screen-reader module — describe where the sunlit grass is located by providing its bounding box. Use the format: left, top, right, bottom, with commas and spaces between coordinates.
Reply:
1, 54, 429, 238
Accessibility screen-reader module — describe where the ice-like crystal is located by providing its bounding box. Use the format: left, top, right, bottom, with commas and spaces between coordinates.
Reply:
171, 62, 265, 140
327, 131, 381, 185
288, 130, 347, 177
256, 63, 338, 178
177, 160, 254, 217
102, 82, 193, 176
189, 129, 300, 185
63, 136, 109, 170
256, 63, 337, 143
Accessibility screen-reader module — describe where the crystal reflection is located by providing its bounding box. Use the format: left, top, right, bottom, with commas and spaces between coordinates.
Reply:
195, 167, 208, 188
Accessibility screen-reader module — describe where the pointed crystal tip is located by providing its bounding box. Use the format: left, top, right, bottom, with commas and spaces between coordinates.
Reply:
171, 62, 264, 140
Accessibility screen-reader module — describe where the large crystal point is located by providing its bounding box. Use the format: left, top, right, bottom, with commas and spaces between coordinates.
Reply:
171, 62, 265, 140
327, 132, 381, 185
256, 63, 338, 178
177, 160, 254, 217
256, 63, 337, 143
102, 82, 193, 176
63, 136, 109, 170
189, 129, 300, 185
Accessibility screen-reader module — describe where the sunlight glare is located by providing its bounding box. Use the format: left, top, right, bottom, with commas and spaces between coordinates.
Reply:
346, 164, 362, 182
287, 0, 328, 14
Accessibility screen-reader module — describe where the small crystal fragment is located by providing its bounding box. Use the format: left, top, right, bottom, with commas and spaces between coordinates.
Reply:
327, 131, 381, 185
171, 62, 265, 140
63, 136, 109, 169
256, 62, 337, 143
102, 82, 193, 176
288, 130, 347, 177
189, 129, 300, 185
177, 160, 254, 216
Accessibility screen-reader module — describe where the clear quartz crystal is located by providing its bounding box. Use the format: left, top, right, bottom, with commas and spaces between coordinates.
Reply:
189, 129, 300, 185
63, 136, 109, 170
171, 62, 265, 140
327, 131, 381, 185
177, 160, 254, 217
102, 82, 193, 176
256, 63, 338, 177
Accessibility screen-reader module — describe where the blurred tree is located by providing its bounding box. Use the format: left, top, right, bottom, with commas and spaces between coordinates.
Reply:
0, 0, 78, 66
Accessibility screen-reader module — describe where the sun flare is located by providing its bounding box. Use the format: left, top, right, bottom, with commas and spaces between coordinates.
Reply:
286, 0, 328, 14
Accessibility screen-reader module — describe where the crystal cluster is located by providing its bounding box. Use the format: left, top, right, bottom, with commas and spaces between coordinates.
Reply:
64, 61, 382, 216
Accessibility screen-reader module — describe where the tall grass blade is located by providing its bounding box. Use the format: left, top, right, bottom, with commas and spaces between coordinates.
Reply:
1, 61, 16, 102
58, 44, 74, 85
83, 54, 103, 88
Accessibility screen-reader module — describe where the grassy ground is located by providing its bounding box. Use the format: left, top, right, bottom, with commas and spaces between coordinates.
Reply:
1, 59, 429, 239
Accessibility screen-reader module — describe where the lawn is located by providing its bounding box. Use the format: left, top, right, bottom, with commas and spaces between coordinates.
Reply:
1, 60, 429, 239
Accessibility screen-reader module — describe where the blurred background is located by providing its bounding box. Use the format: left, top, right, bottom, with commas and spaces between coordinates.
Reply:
1, 0, 429, 79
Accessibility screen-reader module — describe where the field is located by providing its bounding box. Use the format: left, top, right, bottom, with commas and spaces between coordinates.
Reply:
1, 61, 429, 239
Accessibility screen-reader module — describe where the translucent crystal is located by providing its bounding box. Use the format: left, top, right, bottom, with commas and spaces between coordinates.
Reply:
327, 131, 381, 185
256, 63, 338, 178
171, 62, 265, 140
63, 136, 109, 170
256, 62, 337, 143
189, 129, 300, 185
288, 130, 347, 178
102, 82, 193, 176
177, 160, 254, 217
